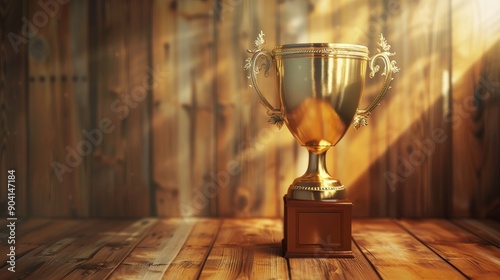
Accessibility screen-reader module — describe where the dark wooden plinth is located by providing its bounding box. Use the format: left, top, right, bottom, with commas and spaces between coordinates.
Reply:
283, 196, 353, 258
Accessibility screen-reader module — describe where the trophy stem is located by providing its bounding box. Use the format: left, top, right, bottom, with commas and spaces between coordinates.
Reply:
287, 148, 346, 201
305, 151, 329, 178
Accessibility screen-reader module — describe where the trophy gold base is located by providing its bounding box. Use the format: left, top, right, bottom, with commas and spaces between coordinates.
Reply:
283, 196, 353, 258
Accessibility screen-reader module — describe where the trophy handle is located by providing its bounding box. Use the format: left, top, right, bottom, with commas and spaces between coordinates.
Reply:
353, 34, 400, 129
244, 31, 284, 128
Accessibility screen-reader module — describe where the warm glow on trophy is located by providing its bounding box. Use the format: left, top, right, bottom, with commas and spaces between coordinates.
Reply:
244, 31, 399, 258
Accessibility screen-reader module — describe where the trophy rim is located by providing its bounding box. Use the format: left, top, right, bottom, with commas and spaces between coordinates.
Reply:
272, 43, 368, 58
277, 42, 367, 49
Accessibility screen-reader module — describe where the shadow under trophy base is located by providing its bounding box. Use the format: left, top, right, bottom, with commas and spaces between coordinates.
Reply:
244, 31, 399, 258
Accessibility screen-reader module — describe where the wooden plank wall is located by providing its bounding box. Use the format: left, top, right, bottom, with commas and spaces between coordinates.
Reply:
384, 0, 452, 217
451, 0, 500, 218
89, 0, 151, 217
27, 0, 90, 217
0, 0, 499, 218
0, 0, 28, 217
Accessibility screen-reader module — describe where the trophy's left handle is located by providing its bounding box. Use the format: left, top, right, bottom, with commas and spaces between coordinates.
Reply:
244, 31, 284, 128
354, 34, 400, 129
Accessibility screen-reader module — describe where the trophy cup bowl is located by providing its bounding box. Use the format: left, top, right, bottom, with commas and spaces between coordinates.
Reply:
244, 31, 399, 201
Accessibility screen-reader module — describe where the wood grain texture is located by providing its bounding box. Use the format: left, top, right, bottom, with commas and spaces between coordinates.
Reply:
230, 0, 284, 218
174, 0, 217, 217
453, 219, 500, 247
246, 0, 282, 218
0, 219, 58, 265
213, 219, 283, 247
0, 219, 97, 278
398, 219, 500, 280
366, 0, 453, 217
27, 0, 90, 217
123, 0, 152, 217
0, 219, 156, 279
162, 219, 221, 279
151, 0, 181, 216
90, 0, 127, 217
214, 0, 238, 217
89, 0, 151, 217
0, 0, 28, 217
68, 0, 91, 217
109, 219, 196, 279
287, 241, 380, 280
352, 219, 466, 279
450, 0, 500, 219
110, 219, 220, 279
200, 246, 288, 280
200, 219, 288, 279
49, 218, 155, 279
3, 218, 500, 278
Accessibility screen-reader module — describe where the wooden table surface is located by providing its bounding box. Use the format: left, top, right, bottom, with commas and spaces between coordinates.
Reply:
0, 218, 499, 279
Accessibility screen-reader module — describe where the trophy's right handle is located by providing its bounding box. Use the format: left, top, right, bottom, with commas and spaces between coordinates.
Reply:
244, 31, 284, 128
353, 34, 400, 129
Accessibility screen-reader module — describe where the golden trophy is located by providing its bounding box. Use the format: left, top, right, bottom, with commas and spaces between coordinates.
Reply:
245, 31, 399, 257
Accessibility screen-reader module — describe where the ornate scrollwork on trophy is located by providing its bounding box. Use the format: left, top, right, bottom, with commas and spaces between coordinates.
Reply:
244, 31, 285, 129
354, 34, 400, 130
